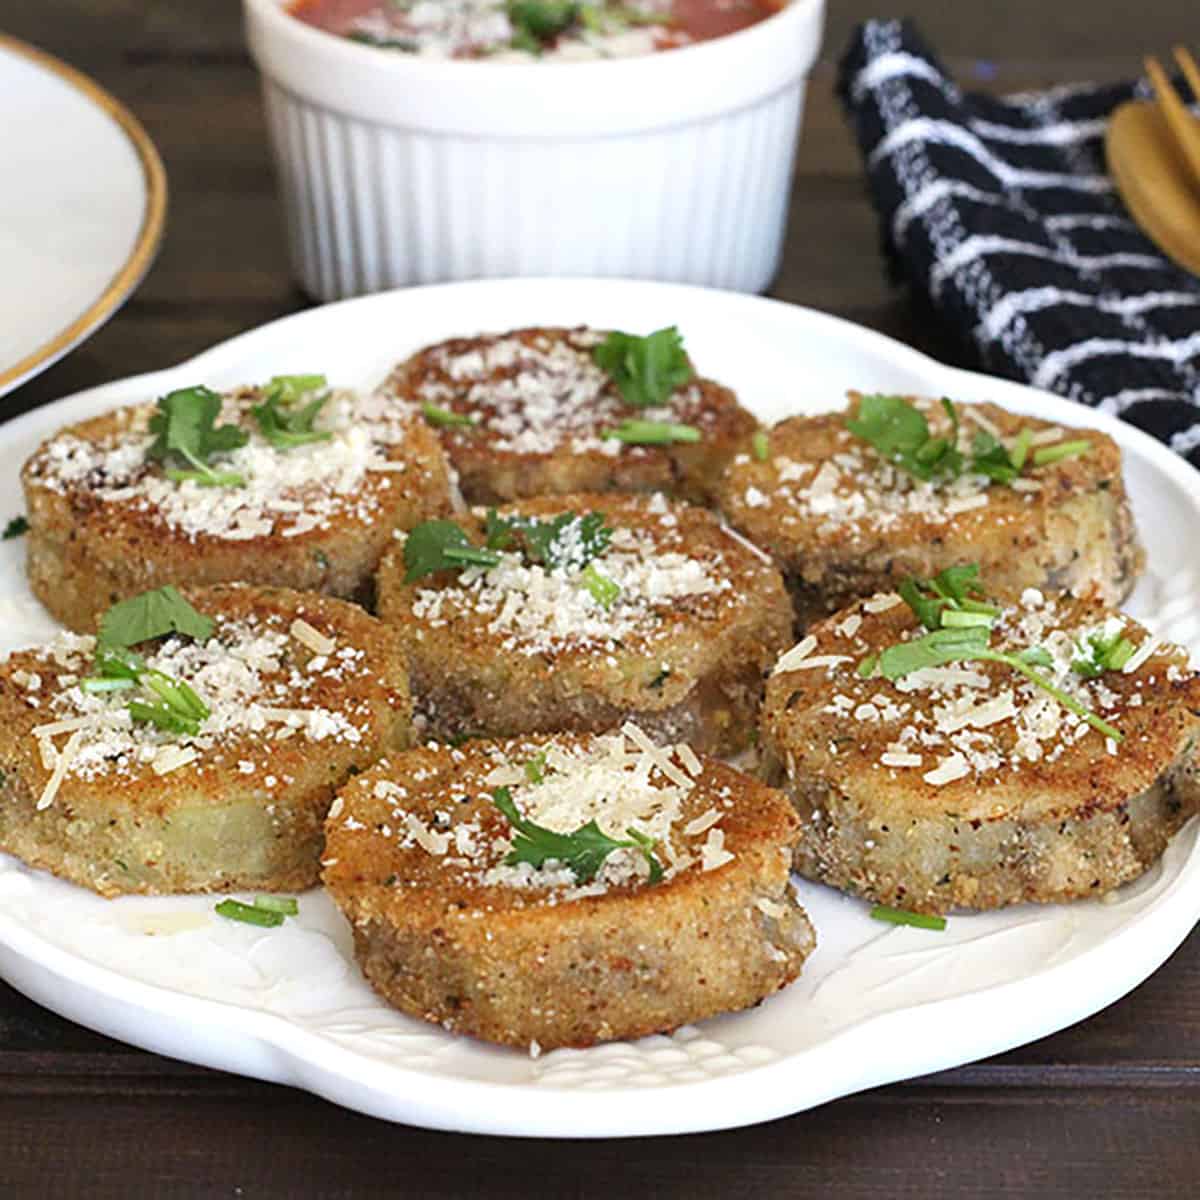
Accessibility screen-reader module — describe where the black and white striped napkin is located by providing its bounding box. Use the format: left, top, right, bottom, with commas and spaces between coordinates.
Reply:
838, 19, 1200, 470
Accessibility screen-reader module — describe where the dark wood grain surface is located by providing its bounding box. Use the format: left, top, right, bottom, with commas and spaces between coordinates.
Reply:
2, 1, 1199, 1194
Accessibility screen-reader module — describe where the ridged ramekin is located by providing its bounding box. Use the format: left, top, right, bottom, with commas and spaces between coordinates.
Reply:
244, 0, 825, 300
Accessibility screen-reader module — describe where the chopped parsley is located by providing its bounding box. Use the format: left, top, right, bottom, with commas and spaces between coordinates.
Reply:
871, 568, 1123, 742
870, 904, 947, 931
845, 395, 1089, 486
146, 386, 249, 487
251, 375, 332, 450
602, 419, 701, 445
421, 401, 477, 429
751, 430, 770, 462
592, 326, 693, 410
2, 516, 28, 540
491, 786, 664, 884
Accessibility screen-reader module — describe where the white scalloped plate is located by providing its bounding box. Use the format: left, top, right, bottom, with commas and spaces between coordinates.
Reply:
0, 278, 1198, 1138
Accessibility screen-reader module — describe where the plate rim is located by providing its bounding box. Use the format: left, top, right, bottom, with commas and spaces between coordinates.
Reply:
0, 33, 168, 398
0, 275, 1198, 1138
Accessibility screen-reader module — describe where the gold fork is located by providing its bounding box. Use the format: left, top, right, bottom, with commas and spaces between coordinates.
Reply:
1105, 47, 1200, 275
1143, 46, 1200, 189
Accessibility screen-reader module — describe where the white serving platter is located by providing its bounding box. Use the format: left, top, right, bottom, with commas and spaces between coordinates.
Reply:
0, 34, 166, 397
0, 277, 1197, 1138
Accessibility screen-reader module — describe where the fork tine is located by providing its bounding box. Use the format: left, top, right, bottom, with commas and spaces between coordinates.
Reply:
1173, 45, 1200, 104
1144, 54, 1200, 188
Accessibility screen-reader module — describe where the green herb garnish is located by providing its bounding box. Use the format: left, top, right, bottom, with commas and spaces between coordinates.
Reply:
870, 904, 947, 931
422, 402, 477, 429
1072, 628, 1136, 678
524, 752, 548, 784
581, 562, 620, 609
592, 326, 693, 410
506, 0, 578, 51
252, 375, 332, 450
146, 385, 249, 487
402, 520, 502, 582
347, 29, 418, 50
484, 509, 613, 570
215, 899, 285, 928
847, 394, 962, 482
1033, 439, 1091, 467
897, 565, 1000, 632
602, 419, 701, 445
84, 588, 214, 736
253, 894, 300, 916
875, 623, 1122, 742
97, 585, 215, 650
491, 786, 663, 883
2, 516, 28, 540
846, 395, 1089, 486
751, 430, 770, 462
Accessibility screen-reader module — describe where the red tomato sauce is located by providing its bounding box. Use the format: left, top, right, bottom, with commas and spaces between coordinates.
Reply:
289, 0, 783, 58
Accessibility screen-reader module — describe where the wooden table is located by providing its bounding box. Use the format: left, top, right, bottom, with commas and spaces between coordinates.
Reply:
3, 2, 1198, 1194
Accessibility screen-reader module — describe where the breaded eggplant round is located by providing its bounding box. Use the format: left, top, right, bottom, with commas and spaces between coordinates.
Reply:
761, 584, 1200, 914
0, 585, 412, 897
717, 394, 1144, 629
376, 492, 792, 755
22, 383, 452, 631
383, 326, 757, 504
322, 727, 813, 1050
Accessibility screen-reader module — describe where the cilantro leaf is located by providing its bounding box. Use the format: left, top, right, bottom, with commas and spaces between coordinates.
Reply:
98, 586, 214, 650
491, 786, 664, 883
592, 327, 694, 410
874, 625, 1122, 741
847, 394, 949, 481
252, 375, 332, 450
146, 386, 249, 487
403, 520, 501, 582
897, 564, 1000, 632
847, 395, 1040, 486
484, 509, 613, 571
2, 516, 28, 540
87, 589, 213, 736
506, 0, 578, 51
969, 430, 1020, 484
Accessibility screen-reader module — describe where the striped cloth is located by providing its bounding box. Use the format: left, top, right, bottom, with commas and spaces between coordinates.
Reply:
838, 19, 1200, 469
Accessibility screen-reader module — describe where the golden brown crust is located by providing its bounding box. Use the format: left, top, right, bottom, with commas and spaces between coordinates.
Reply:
0, 584, 412, 897
384, 327, 757, 505
323, 732, 813, 1049
21, 389, 453, 631
760, 588, 1200, 913
716, 397, 1144, 629
375, 492, 792, 755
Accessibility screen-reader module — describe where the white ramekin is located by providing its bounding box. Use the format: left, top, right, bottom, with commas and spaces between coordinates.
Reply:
244, 0, 825, 300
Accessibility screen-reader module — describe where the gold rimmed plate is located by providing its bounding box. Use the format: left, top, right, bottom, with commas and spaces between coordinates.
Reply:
0, 34, 166, 398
